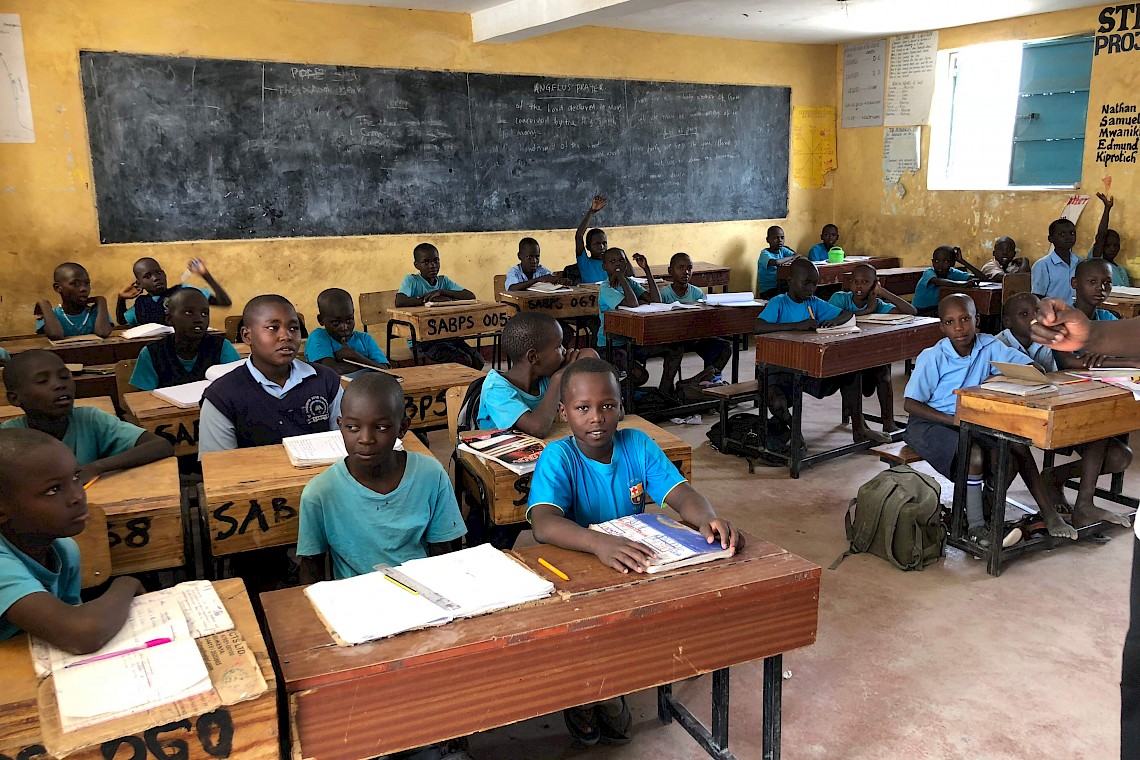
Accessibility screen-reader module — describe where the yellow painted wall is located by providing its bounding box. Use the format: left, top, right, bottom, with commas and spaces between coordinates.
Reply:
0, 0, 836, 336
833, 5, 1138, 277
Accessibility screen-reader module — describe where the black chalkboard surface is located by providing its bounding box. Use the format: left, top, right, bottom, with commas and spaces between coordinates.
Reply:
80, 52, 790, 243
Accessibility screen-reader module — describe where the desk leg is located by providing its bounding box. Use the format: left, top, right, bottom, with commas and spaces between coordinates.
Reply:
987, 434, 1010, 578
950, 424, 970, 543
712, 667, 730, 748
626, 341, 638, 414
656, 669, 738, 760
757, 364, 771, 450
789, 373, 804, 479
730, 334, 740, 384
763, 655, 782, 760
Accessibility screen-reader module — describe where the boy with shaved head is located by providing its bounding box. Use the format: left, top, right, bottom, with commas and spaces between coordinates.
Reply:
35, 263, 112, 340
305, 287, 390, 376
116, 256, 231, 327
128, 287, 242, 391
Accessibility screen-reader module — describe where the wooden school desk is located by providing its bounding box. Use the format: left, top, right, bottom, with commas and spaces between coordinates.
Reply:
602, 304, 763, 415
199, 435, 433, 563
0, 396, 115, 425
842, 265, 926, 296
952, 377, 1140, 576
85, 457, 185, 576
648, 260, 732, 291
0, 578, 279, 760
938, 281, 1004, 316
386, 301, 512, 366
776, 256, 900, 287
498, 285, 600, 319
0, 332, 159, 367
342, 363, 486, 432
754, 317, 942, 478
261, 535, 820, 760
1104, 293, 1140, 319
123, 391, 201, 456
456, 414, 692, 527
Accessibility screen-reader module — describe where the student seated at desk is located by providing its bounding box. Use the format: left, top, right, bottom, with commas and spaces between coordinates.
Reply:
828, 263, 916, 435
903, 294, 1072, 545
506, 237, 571, 291
1032, 218, 1082, 302
116, 256, 231, 327
659, 252, 731, 384
128, 288, 242, 391
995, 293, 1058, 371
806, 223, 840, 262
527, 358, 741, 747
912, 245, 977, 317
0, 429, 143, 652
756, 225, 796, 300
2, 350, 173, 483
477, 313, 595, 436
982, 237, 1030, 281
298, 373, 465, 583
305, 287, 389, 377
598, 248, 682, 392
199, 295, 343, 455
755, 258, 891, 444
572, 195, 610, 285
394, 243, 485, 370
1089, 193, 1131, 286
35, 263, 112, 340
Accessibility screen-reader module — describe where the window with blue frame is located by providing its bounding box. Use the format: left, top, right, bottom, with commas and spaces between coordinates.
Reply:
929, 34, 1093, 191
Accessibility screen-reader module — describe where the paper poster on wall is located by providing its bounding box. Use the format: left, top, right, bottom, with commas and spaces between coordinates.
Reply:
884, 31, 939, 127
883, 127, 920, 183
1060, 194, 1090, 224
0, 14, 34, 143
842, 39, 887, 128
791, 106, 837, 189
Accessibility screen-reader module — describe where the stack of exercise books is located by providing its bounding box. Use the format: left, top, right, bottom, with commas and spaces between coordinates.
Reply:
815, 315, 860, 334
526, 282, 573, 294
305, 544, 555, 645
458, 429, 545, 474
282, 429, 404, 468
588, 512, 736, 573
149, 359, 245, 408
855, 312, 915, 325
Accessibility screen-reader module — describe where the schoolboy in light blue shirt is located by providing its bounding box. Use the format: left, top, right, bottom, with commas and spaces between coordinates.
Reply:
827, 263, 916, 316
994, 293, 1058, 372
1032, 219, 1082, 302
912, 246, 974, 314
806, 224, 840, 262
394, 242, 484, 370
573, 196, 610, 284
756, 225, 796, 299
305, 288, 389, 376
506, 238, 568, 290
35, 263, 113, 340
298, 373, 465, 582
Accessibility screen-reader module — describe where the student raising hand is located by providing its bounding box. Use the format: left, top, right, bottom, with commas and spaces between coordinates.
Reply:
590, 194, 607, 213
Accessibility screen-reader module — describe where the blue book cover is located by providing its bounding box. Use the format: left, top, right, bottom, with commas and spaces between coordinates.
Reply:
588, 512, 734, 573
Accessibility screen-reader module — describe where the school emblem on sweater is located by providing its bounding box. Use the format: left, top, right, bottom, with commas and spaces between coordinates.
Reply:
629, 481, 645, 507
304, 396, 330, 425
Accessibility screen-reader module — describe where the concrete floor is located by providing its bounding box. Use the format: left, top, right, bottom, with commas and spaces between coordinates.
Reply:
424, 360, 1131, 760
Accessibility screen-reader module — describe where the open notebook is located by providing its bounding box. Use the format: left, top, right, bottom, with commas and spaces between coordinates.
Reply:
282, 429, 403, 468
305, 544, 554, 645
149, 359, 246, 408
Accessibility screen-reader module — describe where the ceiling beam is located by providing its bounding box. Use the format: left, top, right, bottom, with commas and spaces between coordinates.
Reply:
472, 0, 646, 44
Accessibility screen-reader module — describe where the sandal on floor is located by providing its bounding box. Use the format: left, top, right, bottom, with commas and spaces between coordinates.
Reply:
564, 705, 600, 746
596, 696, 632, 746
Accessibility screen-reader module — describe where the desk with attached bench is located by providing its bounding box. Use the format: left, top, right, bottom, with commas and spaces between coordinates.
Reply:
777, 257, 900, 288
386, 302, 512, 367
261, 536, 819, 760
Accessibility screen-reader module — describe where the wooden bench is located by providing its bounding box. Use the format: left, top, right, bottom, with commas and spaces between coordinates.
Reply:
703, 380, 758, 443
870, 441, 923, 466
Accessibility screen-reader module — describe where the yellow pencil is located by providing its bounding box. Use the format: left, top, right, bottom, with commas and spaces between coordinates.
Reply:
383, 573, 419, 595
807, 303, 815, 320
538, 557, 570, 581
82, 475, 100, 491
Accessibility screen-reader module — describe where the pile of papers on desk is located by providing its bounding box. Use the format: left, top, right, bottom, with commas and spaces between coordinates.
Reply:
618, 302, 700, 313
1073, 368, 1140, 401
149, 358, 245, 408
526, 282, 573, 294
704, 292, 765, 307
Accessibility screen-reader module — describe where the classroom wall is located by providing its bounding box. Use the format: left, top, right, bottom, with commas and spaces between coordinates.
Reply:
0, 0, 837, 336
833, 5, 1138, 276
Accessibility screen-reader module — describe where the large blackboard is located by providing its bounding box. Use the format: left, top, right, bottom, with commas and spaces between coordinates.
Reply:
80, 52, 790, 243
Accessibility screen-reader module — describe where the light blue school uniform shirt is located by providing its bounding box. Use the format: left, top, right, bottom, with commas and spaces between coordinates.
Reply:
505, 263, 554, 288
1091, 307, 1120, 321
904, 334, 1032, 416
123, 286, 211, 326
912, 267, 971, 311
198, 359, 344, 455
0, 535, 81, 640
129, 339, 242, 391
576, 251, 608, 285
659, 284, 705, 304
35, 306, 99, 336
828, 291, 894, 314
597, 278, 646, 347
1088, 247, 1131, 287
0, 347, 9, 362
756, 246, 796, 294
527, 428, 687, 527
1031, 250, 1082, 302
296, 454, 466, 580
758, 294, 843, 324
994, 328, 1058, 373
397, 273, 465, 299
304, 328, 388, 366
0, 407, 144, 466
807, 243, 832, 262
476, 369, 551, 430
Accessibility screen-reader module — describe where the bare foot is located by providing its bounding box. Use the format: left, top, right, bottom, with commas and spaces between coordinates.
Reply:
1040, 467, 1072, 513
1072, 500, 1132, 528
882, 419, 900, 433
1044, 512, 1079, 540
853, 426, 891, 444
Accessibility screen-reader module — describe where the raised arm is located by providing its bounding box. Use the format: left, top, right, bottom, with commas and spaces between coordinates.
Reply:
188, 259, 232, 308
1091, 193, 1114, 259
953, 247, 986, 279
115, 282, 142, 325
633, 253, 661, 303
574, 195, 607, 257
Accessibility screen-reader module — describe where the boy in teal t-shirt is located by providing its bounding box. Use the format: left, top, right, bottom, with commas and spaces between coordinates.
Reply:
394, 243, 483, 369
756, 225, 797, 298
305, 288, 389, 376
912, 246, 975, 315
806, 224, 840, 262
572, 195, 610, 284
658, 252, 730, 383
35, 263, 113, 340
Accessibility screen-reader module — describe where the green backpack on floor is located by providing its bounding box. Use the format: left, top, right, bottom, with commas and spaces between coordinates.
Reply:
830, 465, 946, 571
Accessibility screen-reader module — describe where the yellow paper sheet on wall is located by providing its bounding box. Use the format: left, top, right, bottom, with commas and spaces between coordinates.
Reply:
792, 106, 837, 189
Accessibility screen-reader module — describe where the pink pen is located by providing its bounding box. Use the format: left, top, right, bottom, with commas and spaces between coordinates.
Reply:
64, 637, 174, 668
